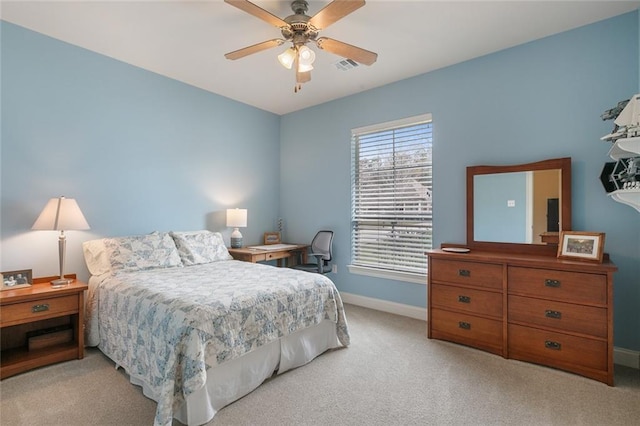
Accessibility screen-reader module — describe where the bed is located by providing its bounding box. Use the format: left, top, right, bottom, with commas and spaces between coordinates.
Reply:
82, 230, 349, 426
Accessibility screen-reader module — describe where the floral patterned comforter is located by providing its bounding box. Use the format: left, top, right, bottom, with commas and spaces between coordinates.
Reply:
90, 260, 350, 426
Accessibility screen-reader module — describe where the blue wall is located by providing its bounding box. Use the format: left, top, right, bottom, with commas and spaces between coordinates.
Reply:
474, 173, 527, 243
1, 21, 281, 278
1, 12, 638, 351
280, 12, 639, 350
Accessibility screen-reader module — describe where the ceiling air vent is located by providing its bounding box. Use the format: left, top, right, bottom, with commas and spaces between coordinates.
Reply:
334, 59, 359, 71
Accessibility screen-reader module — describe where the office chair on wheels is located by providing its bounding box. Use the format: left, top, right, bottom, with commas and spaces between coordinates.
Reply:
293, 230, 334, 274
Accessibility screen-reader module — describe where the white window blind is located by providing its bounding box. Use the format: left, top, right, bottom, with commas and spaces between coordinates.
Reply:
350, 114, 433, 276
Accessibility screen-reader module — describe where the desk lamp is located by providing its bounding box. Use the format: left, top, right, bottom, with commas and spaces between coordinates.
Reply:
32, 196, 90, 286
226, 208, 247, 248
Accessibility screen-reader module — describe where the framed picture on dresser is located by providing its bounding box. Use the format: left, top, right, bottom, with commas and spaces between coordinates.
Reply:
557, 231, 605, 262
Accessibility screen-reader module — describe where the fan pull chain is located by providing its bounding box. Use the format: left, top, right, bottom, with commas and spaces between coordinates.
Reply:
294, 83, 302, 93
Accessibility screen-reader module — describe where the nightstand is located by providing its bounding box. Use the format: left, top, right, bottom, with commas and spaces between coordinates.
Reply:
0, 274, 88, 379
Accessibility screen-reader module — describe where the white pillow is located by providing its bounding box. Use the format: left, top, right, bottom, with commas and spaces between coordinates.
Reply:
83, 232, 183, 275
170, 230, 232, 265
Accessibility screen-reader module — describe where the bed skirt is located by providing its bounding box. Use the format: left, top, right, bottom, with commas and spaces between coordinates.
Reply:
123, 319, 339, 425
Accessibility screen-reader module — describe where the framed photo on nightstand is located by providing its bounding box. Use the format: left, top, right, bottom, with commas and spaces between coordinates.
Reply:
1, 269, 33, 291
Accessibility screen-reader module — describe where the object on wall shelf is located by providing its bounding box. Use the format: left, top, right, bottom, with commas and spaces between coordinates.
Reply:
600, 94, 640, 212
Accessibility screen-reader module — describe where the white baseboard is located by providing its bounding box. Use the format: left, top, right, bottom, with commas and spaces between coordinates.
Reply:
340, 292, 640, 370
614, 347, 640, 369
341, 292, 426, 321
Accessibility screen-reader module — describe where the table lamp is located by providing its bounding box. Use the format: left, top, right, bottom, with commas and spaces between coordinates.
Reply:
226, 208, 247, 248
32, 196, 90, 286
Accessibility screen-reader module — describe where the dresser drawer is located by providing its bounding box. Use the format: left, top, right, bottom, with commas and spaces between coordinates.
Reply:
508, 295, 607, 338
431, 259, 502, 290
0, 295, 78, 326
508, 324, 606, 371
430, 308, 502, 354
431, 284, 502, 318
508, 267, 606, 305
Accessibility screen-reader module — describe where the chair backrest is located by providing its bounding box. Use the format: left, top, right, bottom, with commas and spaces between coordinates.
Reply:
311, 230, 333, 263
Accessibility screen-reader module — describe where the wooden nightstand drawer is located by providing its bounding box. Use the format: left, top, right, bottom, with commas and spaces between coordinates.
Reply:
508, 295, 607, 338
430, 308, 502, 355
508, 324, 607, 372
430, 259, 502, 290
0, 295, 78, 327
431, 284, 502, 318
508, 266, 606, 305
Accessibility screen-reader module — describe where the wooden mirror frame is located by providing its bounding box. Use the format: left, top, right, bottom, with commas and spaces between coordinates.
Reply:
466, 157, 572, 256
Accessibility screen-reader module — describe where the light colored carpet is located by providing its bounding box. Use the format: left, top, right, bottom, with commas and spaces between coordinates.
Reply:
1, 304, 638, 425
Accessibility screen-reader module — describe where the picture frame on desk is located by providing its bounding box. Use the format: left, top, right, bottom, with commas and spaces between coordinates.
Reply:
1, 269, 33, 291
557, 231, 605, 263
264, 232, 281, 245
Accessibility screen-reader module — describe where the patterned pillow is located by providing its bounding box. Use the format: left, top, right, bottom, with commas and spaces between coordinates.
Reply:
83, 232, 183, 275
170, 230, 232, 265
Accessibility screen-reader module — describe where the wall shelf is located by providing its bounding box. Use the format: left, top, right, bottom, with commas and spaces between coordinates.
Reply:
608, 136, 640, 160
601, 94, 640, 213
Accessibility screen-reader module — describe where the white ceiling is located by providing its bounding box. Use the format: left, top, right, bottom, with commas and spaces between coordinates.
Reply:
1, 1, 638, 115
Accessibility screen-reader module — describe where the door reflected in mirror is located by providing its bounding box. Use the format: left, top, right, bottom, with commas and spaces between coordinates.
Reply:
474, 169, 561, 244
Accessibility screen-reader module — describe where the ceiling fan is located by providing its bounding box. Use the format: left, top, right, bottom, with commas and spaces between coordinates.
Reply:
224, 0, 378, 92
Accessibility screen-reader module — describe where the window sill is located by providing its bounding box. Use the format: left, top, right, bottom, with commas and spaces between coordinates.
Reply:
347, 265, 426, 285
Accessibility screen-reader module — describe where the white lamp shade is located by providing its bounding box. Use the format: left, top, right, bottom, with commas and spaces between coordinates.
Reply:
226, 208, 248, 228
298, 46, 316, 66
32, 197, 90, 231
278, 48, 296, 69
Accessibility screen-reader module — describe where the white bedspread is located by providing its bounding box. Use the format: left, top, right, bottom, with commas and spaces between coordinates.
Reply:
85, 260, 349, 426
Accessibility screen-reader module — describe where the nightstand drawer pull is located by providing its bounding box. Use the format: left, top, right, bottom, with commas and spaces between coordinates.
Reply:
458, 295, 471, 303
458, 269, 471, 277
458, 321, 471, 330
544, 340, 562, 350
544, 310, 562, 319
544, 279, 561, 288
31, 304, 50, 313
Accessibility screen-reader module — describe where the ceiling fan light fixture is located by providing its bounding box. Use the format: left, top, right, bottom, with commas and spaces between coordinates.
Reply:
278, 47, 296, 69
298, 45, 316, 66
298, 62, 314, 72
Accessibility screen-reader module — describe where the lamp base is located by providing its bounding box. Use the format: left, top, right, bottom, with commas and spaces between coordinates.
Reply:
230, 228, 243, 248
50, 278, 71, 287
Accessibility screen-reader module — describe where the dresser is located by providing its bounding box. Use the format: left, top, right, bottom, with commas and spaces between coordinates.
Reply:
427, 249, 617, 385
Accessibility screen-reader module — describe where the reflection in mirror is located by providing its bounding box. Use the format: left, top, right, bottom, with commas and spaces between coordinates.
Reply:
474, 169, 561, 244
466, 157, 571, 256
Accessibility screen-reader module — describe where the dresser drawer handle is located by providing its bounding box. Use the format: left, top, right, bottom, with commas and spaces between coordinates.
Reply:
544, 310, 562, 319
458, 321, 471, 330
458, 295, 471, 303
458, 269, 471, 277
544, 279, 561, 288
32, 304, 50, 313
544, 340, 562, 350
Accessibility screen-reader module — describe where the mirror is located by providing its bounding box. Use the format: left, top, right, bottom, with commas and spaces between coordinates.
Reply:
467, 158, 571, 255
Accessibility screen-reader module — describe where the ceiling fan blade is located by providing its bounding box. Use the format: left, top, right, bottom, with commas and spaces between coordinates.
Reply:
309, 0, 365, 30
225, 39, 284, 60
316, 37, 377, 65
224, 0, 289, 28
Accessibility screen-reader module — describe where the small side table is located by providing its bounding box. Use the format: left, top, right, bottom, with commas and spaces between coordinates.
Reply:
228, 244, 308, 267
0, 274, 88, 379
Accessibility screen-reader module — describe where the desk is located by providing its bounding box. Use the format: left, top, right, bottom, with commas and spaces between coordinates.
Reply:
228, 244, 308, 267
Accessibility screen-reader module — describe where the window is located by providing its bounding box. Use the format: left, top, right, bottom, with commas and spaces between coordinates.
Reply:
349, 114, 432, 281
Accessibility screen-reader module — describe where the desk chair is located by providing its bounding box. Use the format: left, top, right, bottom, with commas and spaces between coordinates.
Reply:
293, 230, 334, 274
